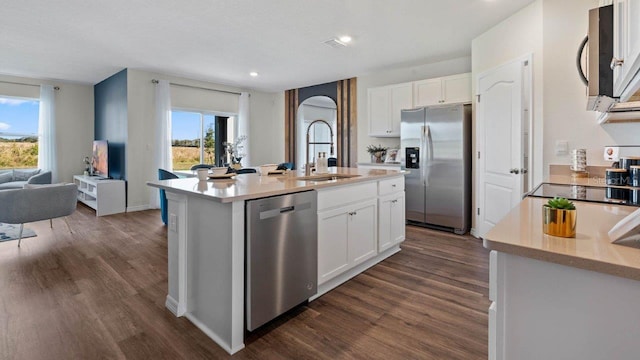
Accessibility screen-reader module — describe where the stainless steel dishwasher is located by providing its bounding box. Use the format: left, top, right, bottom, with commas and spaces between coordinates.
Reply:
246, 190, 317, 331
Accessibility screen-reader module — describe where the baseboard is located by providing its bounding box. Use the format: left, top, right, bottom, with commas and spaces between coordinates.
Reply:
165, 295, 179, 316
470, 227, 479, 238
311, 244, 401, 301
126, 204, 151, 212
184, 313, 245, 355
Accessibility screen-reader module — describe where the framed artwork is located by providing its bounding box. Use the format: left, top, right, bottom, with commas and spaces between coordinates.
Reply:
385, 148, 399, 163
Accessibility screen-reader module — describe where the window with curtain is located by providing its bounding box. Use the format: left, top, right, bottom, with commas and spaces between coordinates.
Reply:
171, 109, 236, 170
0, 96, 40, 169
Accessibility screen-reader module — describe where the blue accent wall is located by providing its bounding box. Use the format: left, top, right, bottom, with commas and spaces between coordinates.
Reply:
94, 69, 127, 180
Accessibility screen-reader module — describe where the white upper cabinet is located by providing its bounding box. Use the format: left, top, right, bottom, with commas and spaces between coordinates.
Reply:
368, 73, 471, 137
368, 82, 413, 137
414, 73, 472, 107
613, 0, 640, 100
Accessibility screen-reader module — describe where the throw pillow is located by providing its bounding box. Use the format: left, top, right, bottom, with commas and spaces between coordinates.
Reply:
0, 172, 12, 184
13, 169, 41, 181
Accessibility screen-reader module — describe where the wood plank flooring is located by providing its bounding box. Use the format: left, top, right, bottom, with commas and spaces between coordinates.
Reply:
0, 204, 490, 359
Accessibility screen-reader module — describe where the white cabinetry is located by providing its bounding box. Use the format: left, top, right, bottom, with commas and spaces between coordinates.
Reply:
368, 82, 413, 137
317, 182, 378, 285
614, 0, 640, 100
414, 73, 472, 107
73, 175, 125, 216
378, 176, 405, 252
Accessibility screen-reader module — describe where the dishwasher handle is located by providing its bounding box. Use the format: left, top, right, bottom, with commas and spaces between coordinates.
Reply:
259, 201, 312, 220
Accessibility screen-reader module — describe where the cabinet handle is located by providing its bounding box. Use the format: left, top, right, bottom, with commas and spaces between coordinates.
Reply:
509, 168, 520, 174
391, 184, 396, 187
610, 57, 625, 70
391, 200, 398, 204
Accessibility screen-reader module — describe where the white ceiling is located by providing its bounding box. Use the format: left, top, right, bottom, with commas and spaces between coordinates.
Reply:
0, 0, 535, 92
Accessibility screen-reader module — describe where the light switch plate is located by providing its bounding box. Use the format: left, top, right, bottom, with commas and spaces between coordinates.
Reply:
555, 140, 569, 156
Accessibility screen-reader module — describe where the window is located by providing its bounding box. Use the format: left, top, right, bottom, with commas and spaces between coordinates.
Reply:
171, 110, 235, 170
0, 96, 40, 169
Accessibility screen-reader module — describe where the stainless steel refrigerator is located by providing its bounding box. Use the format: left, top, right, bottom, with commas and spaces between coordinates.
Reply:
400, 104, 471, 234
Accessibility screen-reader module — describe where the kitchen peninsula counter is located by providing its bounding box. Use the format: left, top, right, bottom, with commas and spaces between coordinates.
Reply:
146, 167, 406, 355
484, 197, 640, 359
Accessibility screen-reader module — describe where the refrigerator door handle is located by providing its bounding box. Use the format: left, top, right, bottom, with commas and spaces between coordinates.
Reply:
421, 125, 430, 186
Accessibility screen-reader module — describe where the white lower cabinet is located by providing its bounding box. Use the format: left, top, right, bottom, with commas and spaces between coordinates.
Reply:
378, 192, 405, 252
318, 198, 377, 285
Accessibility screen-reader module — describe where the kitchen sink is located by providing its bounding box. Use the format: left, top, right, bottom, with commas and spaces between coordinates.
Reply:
294, 174, 361, 182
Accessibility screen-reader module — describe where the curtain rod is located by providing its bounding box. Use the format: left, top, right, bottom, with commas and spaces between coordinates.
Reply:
0, 80, 59, 90
151, 79, 241, 96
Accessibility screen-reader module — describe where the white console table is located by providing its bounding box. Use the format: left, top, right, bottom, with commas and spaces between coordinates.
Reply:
73, 175, 126, 216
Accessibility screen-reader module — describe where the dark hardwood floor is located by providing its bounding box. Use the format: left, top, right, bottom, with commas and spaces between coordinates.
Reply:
0, 204, 490, 359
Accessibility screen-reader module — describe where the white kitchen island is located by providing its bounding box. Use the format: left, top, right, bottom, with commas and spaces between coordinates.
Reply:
147, 168, 406, 354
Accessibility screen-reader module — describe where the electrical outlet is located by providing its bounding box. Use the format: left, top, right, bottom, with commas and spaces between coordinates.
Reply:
169, 214, 178, 232
604, 146, 620, 161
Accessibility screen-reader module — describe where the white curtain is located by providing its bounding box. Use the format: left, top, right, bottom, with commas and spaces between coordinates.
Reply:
237, 92, 250, 166
38, 85, 57, 181
150, 80, 172, 209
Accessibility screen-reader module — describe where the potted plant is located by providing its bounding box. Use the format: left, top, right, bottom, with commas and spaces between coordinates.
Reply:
543, 197, 577, 238
366, 144, 388, 163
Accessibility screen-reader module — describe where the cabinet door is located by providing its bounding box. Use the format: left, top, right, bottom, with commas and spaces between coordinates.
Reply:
368, 87, 391, 136
442, 73, 472, 104
318, 209, 350, 284
389, 193, 405, 247
379, 193, 406, 252
389, 83, 413, 136
413, 78, 442, 107
378, 196, 393, 252
614, 0, 640, 99
348, 200, 377, 265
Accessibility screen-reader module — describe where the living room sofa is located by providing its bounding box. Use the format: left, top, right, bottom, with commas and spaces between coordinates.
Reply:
0, 169, 52, 189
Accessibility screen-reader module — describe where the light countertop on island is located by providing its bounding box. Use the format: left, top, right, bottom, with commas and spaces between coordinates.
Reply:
483, 196, 640, 281
147, 167, 405, 203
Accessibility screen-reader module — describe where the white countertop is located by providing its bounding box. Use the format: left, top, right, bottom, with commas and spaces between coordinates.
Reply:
147, 167, 406, 203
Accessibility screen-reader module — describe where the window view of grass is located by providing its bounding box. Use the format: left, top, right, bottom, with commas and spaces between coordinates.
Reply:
171, 111, 216, 171
0, 97, 39, 169
0, 138, 38, 169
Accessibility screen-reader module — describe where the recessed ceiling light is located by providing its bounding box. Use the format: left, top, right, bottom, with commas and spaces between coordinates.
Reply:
249, 72, 258, 77
339, 36, 352, 43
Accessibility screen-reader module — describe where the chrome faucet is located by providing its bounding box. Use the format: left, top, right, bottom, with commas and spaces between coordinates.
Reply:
305, 119, 334, 176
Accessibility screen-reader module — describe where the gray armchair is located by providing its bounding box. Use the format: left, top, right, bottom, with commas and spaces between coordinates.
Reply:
0, 183, 78, 247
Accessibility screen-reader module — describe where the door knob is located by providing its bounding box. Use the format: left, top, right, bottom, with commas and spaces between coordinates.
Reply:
521, 168, 528, 174
509, 168, 520, 174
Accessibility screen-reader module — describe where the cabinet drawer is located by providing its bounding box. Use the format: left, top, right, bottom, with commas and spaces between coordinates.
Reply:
317, 182, 377, 211
378, 176, 404, 195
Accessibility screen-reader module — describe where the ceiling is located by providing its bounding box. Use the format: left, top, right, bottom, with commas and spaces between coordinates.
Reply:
0, 0, 536, 92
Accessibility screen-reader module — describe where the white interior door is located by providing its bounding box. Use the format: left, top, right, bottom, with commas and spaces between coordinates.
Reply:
477, 58, 528, 238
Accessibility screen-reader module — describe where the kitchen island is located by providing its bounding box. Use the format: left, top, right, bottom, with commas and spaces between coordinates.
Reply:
147, 167, 406, 354
483, 197, 640, 360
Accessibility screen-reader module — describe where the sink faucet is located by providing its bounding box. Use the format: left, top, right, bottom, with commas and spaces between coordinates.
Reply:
305, 119, 334, 176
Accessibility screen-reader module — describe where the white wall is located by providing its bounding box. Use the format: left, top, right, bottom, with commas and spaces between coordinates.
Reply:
125, 69, 281, 210
249, 91, 285, 166
356, 56, 472, 163
0, 74, 94, 183
472, 0, 545, 186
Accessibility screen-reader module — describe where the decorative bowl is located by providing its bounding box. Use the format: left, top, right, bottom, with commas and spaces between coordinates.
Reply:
210, 167, 228, 176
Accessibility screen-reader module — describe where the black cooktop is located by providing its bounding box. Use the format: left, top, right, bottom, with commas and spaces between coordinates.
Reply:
528, 183, 640, 207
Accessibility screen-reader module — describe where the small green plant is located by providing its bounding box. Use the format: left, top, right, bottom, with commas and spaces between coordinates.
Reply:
546, 197, 576, 210
366, 144, 388, 155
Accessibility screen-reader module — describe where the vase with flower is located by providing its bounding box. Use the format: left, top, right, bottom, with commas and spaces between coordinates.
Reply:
224, 135, 247, 169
